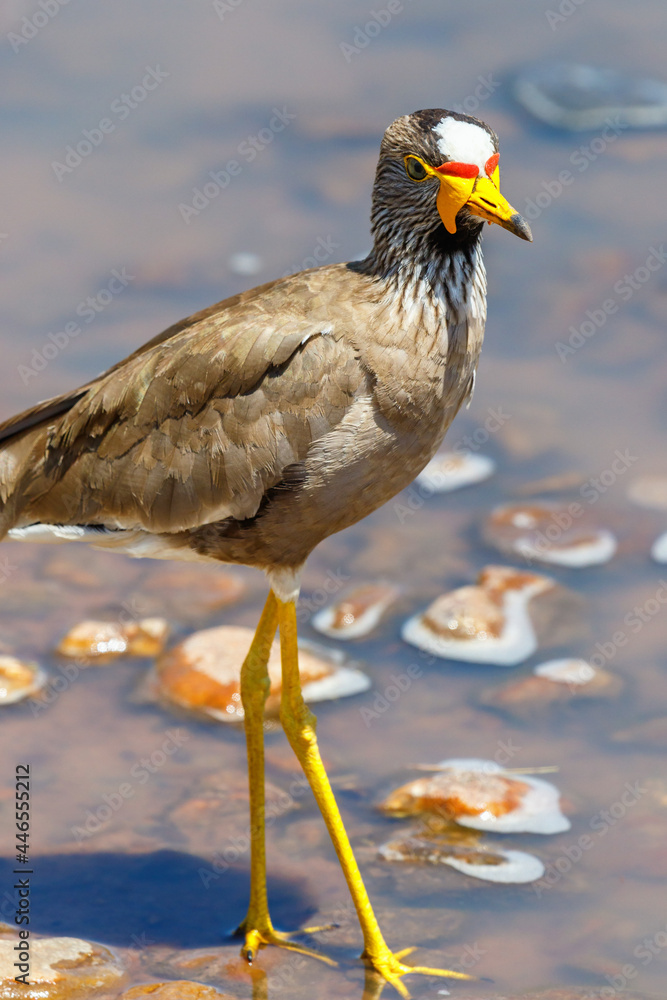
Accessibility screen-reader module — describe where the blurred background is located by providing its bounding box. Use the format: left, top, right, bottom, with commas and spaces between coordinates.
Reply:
1, 2, 667, 998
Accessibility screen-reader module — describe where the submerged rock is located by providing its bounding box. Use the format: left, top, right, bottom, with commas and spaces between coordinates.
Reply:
479, 659, 622, 719
533, 658, 596, 685
612, 716, 667, 749
154, 625, 370, 722
401, 565, 556, 666
312, 582, 400, 639
0, 656, 46, 705
483, 502, 616, 568
628, 474, 667, 511
514, 61, 667, 130
0, 936, 123, 998
138, 566, 246, 621
121, 982, 233, 999
379, 758, 570, 834
415, 451, 495, 493
379, 834, 544, 884
56, 618, 169, 660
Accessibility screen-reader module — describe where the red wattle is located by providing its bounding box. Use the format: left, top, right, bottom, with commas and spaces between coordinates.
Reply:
434, 161, 479, 179
485, 153, 499, 177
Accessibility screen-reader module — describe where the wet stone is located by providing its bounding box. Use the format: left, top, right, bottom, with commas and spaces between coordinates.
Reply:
311, 581, 400, 639
154, 625, 369, 722
534, 657, 595, 684
628, 474, 667, 510
56, 618, 169, 660
415, 451, 495, 493
513, 61, 667, 130
379, 834, 545, 883
0, 936, 124, 998
0, 656, 46, 705
121, 982, 234, 999
483, 502, 616, 568
612, 716, 667, 748
166, 771, 302, 854
478, 660, 622, 720
401, 564, 556, 666
379, 758, 569, 834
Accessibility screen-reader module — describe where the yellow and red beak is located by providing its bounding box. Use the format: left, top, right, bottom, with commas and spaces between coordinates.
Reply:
434, 154, 532, 242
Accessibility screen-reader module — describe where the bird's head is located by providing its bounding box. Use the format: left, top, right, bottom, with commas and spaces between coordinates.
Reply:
371, 109, 532, 252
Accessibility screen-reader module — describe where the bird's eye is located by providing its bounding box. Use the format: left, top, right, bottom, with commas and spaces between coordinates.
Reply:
404, 156, 428, 181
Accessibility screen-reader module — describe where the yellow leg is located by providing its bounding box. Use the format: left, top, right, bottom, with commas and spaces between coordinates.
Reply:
237, 591, 335, 967
276, 596, 471, 998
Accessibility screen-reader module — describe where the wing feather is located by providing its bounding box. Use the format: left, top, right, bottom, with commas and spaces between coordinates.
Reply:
0, 265, 368, 537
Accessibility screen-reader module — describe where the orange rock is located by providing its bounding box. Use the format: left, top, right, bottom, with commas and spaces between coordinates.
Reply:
422, 585, 504, 641
479, 662, 622, 719
483, 502, 616, 567
312, 582, 400, 638
380, 771, 530, 820
379, 759, 570, 834
56, 618, 169, 660
378, 834, 545, 883
154, 625, 369, 722
0, 936, 123, 997
0, 656, 46, 704
402, 565, 556, 666
121, 983, 233, 999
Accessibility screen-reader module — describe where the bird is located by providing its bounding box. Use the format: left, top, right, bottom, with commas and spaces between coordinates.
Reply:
0, 108, 531, 996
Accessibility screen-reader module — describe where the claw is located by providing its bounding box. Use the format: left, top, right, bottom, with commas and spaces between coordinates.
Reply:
362, 946, 474, 998
238, 922, 338, 968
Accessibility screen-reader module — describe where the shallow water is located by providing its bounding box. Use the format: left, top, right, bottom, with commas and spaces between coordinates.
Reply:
1, 1, 667, 997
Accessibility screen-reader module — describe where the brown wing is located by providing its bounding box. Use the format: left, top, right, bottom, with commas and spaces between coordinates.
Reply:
0, 265, 368, 536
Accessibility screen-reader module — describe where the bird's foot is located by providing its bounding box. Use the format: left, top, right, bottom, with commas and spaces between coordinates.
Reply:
363, 945, 472, 999
237, 918, 338, 967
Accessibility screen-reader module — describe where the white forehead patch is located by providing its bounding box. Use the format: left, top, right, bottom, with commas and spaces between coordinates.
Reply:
433, 117, 495, 172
